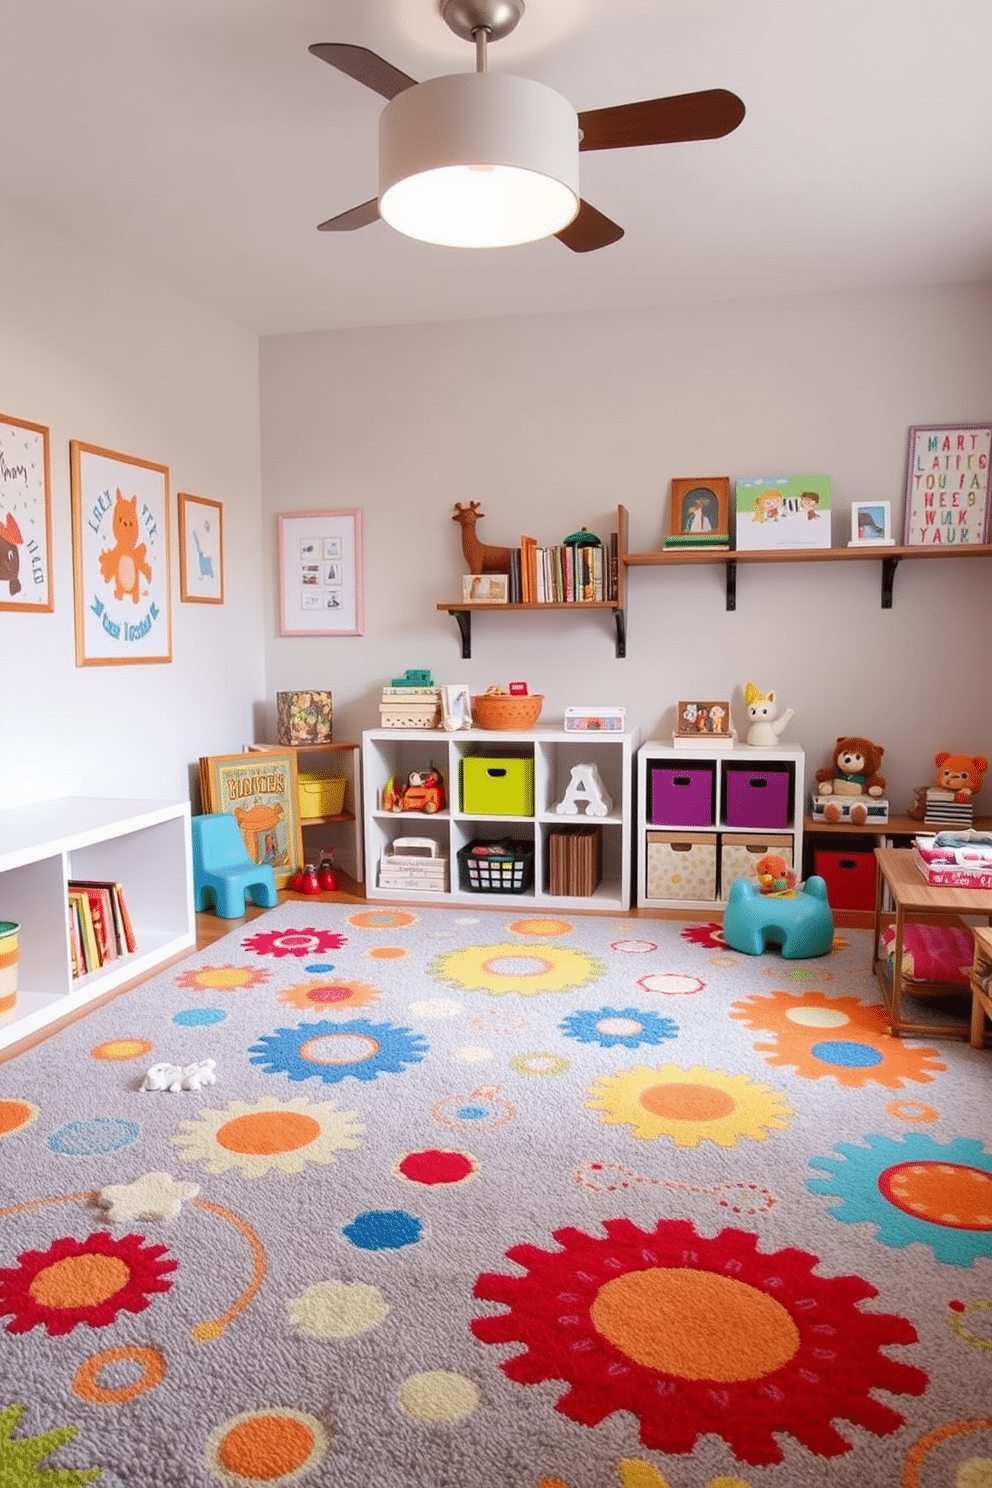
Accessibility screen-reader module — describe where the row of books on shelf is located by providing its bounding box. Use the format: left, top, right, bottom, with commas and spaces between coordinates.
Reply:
547, 825, 603, 897
509, 532, 618, 604
68, 880, 136, 978
911, 834, 992, 889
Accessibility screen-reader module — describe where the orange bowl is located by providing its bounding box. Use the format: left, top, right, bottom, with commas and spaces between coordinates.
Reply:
471, 693, 544, 731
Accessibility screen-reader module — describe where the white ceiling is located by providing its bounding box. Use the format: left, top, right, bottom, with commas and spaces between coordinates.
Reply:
6, 0, 992, 336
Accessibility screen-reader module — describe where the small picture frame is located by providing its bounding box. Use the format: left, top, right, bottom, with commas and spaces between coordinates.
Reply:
440, 684, 473, 731
179, 492, 225, 602
903, 422, 992, 547
670, 478, 730, 538
278, 508, 363, 636
848, 500, 894, 546
461, 573, 508, 603
676, 700, 731, 737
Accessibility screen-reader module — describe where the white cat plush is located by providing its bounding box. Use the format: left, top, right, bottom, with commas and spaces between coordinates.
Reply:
743, 682, 794, 747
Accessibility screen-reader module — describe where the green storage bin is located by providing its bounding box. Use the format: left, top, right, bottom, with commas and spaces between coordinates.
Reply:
461, 756, 534, 816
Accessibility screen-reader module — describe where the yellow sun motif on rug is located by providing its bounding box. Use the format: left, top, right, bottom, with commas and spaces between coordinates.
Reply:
429, 942, 605, 997
278, 978, 380, 1013
171, 1095, 364, 1178
729, 991, 947, 1089
587, 1064, 792, 1147
174, 964, 270, 992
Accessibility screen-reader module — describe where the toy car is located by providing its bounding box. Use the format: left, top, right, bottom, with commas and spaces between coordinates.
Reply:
400, 766, 445, 814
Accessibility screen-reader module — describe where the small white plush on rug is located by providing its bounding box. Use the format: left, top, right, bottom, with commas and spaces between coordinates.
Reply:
140, 1058, 217, 1092
97, 1171, 200, 1221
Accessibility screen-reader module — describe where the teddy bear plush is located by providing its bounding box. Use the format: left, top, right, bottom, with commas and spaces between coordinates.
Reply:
908, 752, 989, 818
815, 736, 886, 824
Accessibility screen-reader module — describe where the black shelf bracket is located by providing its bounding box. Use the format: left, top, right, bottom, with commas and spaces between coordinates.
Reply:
725, 560, 738, 611
881, 555, 900, 608
452, 609, 472, 658
613, 607, 627, 658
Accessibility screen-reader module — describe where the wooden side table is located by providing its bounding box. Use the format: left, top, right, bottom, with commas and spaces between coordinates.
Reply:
872, 847, 992, 1038
970, 926, 992, 1049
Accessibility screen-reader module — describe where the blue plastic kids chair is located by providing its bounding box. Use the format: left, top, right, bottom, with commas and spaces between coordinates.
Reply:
191, 814, 279, 919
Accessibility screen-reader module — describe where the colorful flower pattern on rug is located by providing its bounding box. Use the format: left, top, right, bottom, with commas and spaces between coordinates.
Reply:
730, 991, 947, 1088
560, 1006, 679, 1048
587, 1065, 792, 1147
248, 1018, 428, 1084
0, 1231, 176, 1335
429, 942, 605, 996
808, 1133, 992, 1267
471, 1217, 926, 1465
171, 1094, 363, 1177
2, 903, 987, 1487
680, 922, 726, 949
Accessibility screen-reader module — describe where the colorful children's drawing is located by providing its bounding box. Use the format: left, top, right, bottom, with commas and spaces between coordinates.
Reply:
0, 412, 53, 613
733, 475, 832, 551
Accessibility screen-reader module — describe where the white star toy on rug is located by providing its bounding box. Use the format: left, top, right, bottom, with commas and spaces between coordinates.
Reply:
97, 1171, 200, 1221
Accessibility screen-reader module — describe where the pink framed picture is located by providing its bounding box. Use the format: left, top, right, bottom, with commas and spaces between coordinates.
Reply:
903, 423, 992, 547
277, 509, 363, 636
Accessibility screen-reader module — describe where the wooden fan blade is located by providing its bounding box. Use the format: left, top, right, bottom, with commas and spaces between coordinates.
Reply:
317, 199, 380, 232
555, 199, 624, 253
578, 88, 745, 151
308, 43, 417, 101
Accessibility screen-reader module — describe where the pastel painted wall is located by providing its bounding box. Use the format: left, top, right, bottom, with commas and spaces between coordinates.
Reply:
1, 213, 265, 808
260, 281, 992, 815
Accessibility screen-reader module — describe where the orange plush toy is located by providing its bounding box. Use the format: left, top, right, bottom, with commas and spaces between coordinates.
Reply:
756, 854, 797, 895
934, 752, 988, 801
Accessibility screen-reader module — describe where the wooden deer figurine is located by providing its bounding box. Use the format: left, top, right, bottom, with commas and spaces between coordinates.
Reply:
452, 501, 512, 576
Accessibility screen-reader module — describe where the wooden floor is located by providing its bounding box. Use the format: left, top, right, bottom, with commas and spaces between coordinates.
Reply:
0, 874, 876, 1064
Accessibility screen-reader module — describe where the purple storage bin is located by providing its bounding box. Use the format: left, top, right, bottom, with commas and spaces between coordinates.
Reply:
723, 763, 792, 828
649, 765, 715, 827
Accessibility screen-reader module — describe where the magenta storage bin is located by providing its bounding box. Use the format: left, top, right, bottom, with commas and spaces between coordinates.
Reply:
723, 763, 792, 828
649, 765, 715, 827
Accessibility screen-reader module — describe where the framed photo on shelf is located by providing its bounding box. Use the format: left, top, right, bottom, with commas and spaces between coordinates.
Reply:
903, 423, 992, 547
178, 493, 224, 603
278, 509, 363, 636
199, 750, 303, 888
70, 440, 172, 666
669, 477, 730, 538
848, 499, 894, 546
675, 700, 731, 738
461, 573, 508, 603
0, 410, 53, 613
733, 475, 832, 550
440, 683, 473, 730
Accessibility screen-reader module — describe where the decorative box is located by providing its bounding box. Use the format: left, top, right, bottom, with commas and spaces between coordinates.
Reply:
649, 765, 715, 827
724, 763, 793, 829
810, 795, 889, 825
276, 690, 332, 744
379, 686, 441, 728
564, 706, 626, 732
646, 832, 717, 901
461, 756, 534, 816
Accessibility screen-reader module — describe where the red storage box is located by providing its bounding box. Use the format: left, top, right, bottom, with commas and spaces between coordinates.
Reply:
814, 848, 876, 911
723, 763, 793, 829
649, 764, 715, 827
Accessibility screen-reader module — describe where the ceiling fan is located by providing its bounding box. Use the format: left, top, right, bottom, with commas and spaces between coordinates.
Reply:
310, 0, 745, 252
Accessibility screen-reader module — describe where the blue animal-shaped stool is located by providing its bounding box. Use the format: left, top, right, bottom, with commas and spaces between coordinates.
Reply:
723, 875, 834, 959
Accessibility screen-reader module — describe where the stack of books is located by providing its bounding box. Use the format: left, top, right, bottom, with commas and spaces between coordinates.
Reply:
921, 787, 975, 828
67, 880, 136, 978
379, 671, 440, 728
663, 532, 730, 551
912, 835, 992, 889
547, 825, 603, 897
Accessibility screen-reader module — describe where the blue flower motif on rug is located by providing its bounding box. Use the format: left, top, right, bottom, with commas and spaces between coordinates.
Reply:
808, 1132, 992, 1267
559, 1006, 679, 1048
248, 1019, 428, 1085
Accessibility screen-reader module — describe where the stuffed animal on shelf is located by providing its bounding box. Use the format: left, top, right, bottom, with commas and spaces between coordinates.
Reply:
907, 752, 989, 819
815, 736, 886, 824
742, 682, 795, 747
756, 854, 797, 895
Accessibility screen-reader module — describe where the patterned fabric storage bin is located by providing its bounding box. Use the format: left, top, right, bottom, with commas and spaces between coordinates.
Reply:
649, 765, 715, 826
720, 834, 793, 896
723, 762, 793, 829
646, 832, 717, 901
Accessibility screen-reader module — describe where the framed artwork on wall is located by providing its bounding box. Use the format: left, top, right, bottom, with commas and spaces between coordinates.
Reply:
848, 500, 894, 546
70, 440, 172, 666
903, 422, 992, 547
669, 477, 730, 539
733, 475, 832, 550
179, 493, 224, 603
278, 509, 363, 636
0, 410, 53, 613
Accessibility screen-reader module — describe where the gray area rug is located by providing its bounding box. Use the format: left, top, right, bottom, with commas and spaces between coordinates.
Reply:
1, 902, 991, 1486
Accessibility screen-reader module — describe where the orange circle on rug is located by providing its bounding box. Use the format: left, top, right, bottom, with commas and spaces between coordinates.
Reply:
590, 1268, 799, 1380
212, 1410, 327, 1480
880, 1162, 992, 1230
217, 1111, 321, 1155
33, 1253, 131, 1309
639, 1083, 736, 1122
74, 1345, 165, 1404
0, 1098, 38, 1136
367, 946, 407, 960
91, 1038, 152, 1062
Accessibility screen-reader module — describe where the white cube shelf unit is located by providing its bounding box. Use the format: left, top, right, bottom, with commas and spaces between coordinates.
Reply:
362, 726, 640, 911
636, 742, 806, 910
0, 797, 195, 1053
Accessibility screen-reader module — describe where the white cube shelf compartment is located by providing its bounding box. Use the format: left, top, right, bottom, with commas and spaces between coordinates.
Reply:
362, 725, 639, 911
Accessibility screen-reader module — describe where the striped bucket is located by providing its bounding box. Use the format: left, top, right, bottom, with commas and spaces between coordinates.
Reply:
0, 921, 18, 1016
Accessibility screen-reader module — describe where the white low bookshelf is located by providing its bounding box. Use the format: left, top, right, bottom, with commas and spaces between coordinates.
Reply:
0, 797, 195, 1054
